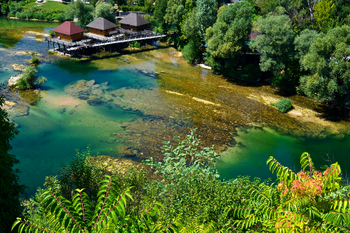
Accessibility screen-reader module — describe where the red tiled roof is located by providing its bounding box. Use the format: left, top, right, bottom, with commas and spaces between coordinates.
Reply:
53, 21, 85, 36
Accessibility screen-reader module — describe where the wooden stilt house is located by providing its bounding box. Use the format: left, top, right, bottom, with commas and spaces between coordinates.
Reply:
86, 17, 118, 36
53, 21, 85, 41
118, 13, 150, 31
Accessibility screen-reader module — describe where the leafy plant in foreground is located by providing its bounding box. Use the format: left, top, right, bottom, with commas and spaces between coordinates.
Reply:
13, 175, 162, 233
0, 96, 26, 233
226, 152, 350, 232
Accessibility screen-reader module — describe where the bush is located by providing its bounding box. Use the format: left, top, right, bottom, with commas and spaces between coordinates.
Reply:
30, 56, 40, 65
55, 13, 66, 22
145, 130, 262, 228
270, 98, 293, 113
49, 30, 55, 38
119, 5, 145, 12
57, 146, 104, 199
17, 66, 39, 90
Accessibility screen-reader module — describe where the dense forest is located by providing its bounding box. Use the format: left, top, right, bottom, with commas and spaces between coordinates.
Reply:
2, 0, 350, 231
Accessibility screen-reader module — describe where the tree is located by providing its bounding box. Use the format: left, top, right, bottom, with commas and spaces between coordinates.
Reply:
154, 0, 169, 32
164, 0, 187, 30
313, 0, 335, 31
205, 2, 254, 72
196, 0, 217, 39
252, 15, 299, 90
182, 39, 201, 63
306, 0, 321, 28
298, 25, 350, 106
294, 29, 318, 59
93, 1, 116, 23
17, 66, 39, 90
255, 0, 280, 15
0, 96, 26, 233
65, 0, 94, 28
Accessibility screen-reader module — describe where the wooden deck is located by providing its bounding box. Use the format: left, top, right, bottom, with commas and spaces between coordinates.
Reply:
45, 38, 92, 46
91, 34, 168, 48
45, 33, 175, 56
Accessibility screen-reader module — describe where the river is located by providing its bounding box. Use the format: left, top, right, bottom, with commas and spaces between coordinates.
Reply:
1, 17, 350, 196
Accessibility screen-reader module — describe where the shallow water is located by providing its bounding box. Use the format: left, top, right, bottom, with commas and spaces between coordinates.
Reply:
1, 18, 350, 196
216, 127, 350, 182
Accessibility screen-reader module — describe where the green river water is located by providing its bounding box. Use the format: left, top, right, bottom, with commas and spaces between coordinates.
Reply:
1, 17, 350, 196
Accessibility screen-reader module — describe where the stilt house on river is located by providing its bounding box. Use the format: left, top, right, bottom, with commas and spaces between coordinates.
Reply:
53, 21, 85, 41
86, 17, 117, 36
118, 13, 150, 31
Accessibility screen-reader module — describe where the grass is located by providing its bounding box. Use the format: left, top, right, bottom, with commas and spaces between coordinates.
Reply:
24, 1, 69, 11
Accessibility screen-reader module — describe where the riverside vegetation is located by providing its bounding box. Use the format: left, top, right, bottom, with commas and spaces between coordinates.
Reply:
6, 127, 350, 232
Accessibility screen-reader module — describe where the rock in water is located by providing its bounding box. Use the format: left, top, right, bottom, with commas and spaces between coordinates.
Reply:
8, 74, 23, 87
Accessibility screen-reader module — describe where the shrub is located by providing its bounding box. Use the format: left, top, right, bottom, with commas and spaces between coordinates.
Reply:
57, 146, 104, 199
17, 66, 38, 90
134, 41, 141, 48
270, 98, 293, 113
48, 30, 55, 38
30, 56, 40, 65
55, 13, 66, 22
37, 77, 47, 86
145, 129, 262, 228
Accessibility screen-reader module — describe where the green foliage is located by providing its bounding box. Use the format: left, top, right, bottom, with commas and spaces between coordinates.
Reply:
182, 40, 200, 63
13, 175, 162, 232
255, 0, 280, 15
181, 7, 200, 42
17, 66, 39, 90
154, 0, 169, 32
253, 15, 296, 76
93, 1, 116, 23
65, 0, 94, 28
58, 146, 104, 199
228, 152, 350, 232
314, 0, 335, 31
129, 41, 141, 48
145, 129, 262, 229
206, 2, 254, 73
119, 5, 145, 12
164, 0, 187, 30
270, 98, 293, 113
252, 15, 300, 90
298, 25, 350, 106
30, 56, 40, 65
195, 0, 218, 39
294, 29, 318, 59
37, 77, 48, 86
49, 29, 55, 38
0, 96, 26, 233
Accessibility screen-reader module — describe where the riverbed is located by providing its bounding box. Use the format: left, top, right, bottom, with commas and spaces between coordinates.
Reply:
1, 17, 350, 195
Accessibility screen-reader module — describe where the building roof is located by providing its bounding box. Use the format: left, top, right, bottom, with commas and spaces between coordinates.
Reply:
118, 13, 150, 27
86, 17, 117, 30
53, 21, 85, 36
249, 31, 263, 40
